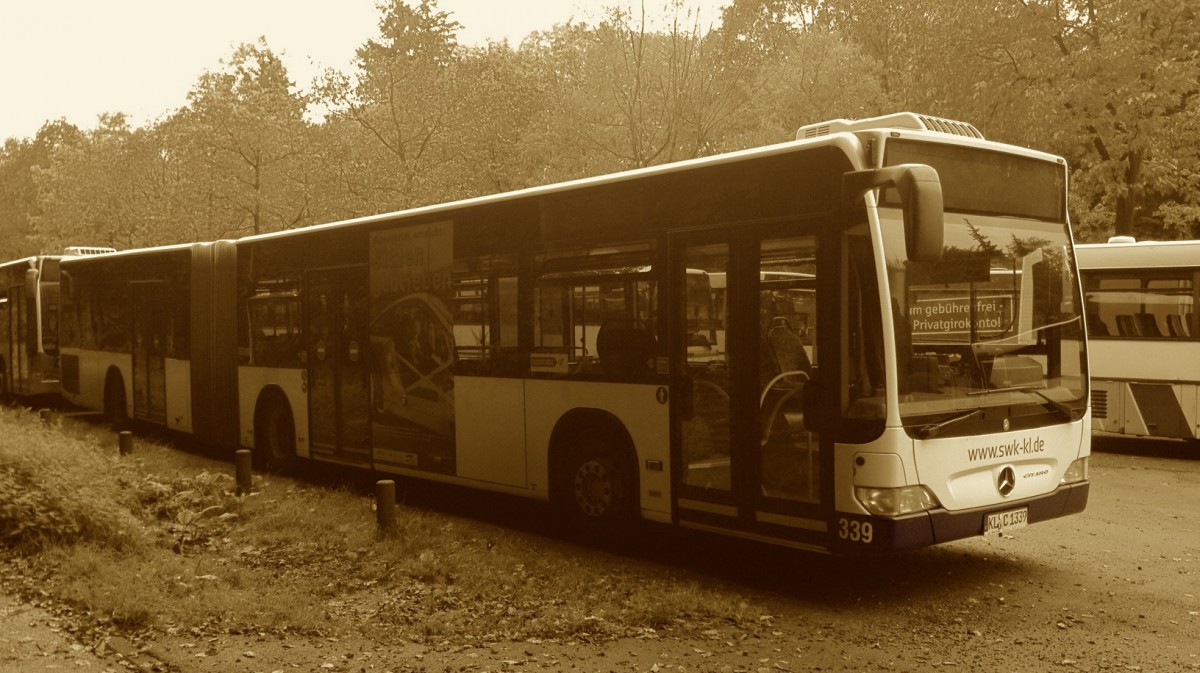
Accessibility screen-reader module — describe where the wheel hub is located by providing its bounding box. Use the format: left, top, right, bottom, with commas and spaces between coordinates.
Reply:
574, 460, 613, 517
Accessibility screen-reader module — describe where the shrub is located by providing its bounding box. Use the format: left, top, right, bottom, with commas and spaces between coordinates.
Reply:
0, 408, 145, 552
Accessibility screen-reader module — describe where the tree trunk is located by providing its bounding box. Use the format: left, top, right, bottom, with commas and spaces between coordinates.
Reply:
1113, 149, 1144, 238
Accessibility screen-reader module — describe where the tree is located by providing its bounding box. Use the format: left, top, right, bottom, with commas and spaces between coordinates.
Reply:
727, 26, 894, 147
0, 121, 83, 258
181, 39, 311, 238
1040, 0, 1200, 240
31, 115, 158, 250
452, 43, 549, 194
802, 0, 1063, 141
799, 0, 1200, 241
315, 0, 466, 213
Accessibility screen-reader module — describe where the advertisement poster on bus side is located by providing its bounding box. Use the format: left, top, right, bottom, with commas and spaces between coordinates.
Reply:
368, 221, 456, 475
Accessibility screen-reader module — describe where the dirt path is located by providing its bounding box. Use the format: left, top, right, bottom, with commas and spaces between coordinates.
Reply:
0, 591, 117, 672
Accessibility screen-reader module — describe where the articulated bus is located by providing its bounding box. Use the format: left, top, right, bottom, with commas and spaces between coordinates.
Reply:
57, 112, 1090, 553
1077, 237, 1200, 442
1, 247, 113, 398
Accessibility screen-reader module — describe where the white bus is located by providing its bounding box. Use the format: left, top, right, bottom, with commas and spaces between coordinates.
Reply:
2, 247, 113, 399
1077, 237, 1200, 441
1, 254, 64, 398
60, 112, 1091, 554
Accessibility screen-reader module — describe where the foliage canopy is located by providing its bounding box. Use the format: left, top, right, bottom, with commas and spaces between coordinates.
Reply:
1, 0, 1196, 254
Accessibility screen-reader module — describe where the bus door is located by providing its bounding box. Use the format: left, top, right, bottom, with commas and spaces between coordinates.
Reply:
671, 231, 825, 546
131, 282, 167, 423
306, 266, 372, 464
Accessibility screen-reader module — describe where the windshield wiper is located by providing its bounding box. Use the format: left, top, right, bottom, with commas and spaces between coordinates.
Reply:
1028, 388, 1081, 421
915, 408, 984, 440
968, 384, 1081, 421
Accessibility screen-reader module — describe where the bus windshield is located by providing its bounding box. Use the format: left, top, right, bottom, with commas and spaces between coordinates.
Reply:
879, 142, 1086, 435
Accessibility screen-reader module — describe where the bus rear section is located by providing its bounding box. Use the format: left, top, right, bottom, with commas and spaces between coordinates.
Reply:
58, 242, 238, 446
1077, 238, 1200, 442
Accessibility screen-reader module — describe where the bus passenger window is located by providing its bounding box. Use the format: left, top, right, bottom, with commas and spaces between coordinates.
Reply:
96, 282, 130, 352
595, 309, 657, 381
533, 243, 659, 382
247, 281, 303, 368
452, 255, 519, 376
532, 285, 569, 373
1085, 273, 1194, 340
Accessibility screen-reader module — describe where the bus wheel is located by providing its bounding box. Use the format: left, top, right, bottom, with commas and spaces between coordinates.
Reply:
255, 394, 296, 471
104, 372, 128, 428
561, 435, 633, 527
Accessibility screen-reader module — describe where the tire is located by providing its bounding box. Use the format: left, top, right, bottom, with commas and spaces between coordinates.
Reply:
104, 372, 128, 428
254, 393, 296, 471
559, 434, 635, 528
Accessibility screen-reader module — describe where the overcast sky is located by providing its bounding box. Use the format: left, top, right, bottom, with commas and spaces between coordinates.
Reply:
0, 0, 726, 143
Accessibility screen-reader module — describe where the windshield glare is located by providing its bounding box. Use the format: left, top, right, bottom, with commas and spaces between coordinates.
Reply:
883, 211, 1087, 428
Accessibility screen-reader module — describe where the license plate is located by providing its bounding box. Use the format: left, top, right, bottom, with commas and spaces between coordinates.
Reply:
983, 507, 1028, 534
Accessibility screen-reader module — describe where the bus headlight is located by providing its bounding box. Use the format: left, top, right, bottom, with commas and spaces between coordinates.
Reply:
1061, 457, 1089, 484
854, 485, 939, 517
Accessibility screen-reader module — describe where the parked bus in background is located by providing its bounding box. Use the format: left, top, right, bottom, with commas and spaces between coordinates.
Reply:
1077, 237, 1200, 442
58, 112, 1091, 554
1, 247, 112, 399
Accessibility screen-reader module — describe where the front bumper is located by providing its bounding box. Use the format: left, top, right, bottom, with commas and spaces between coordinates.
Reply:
837, 481, 1090, 553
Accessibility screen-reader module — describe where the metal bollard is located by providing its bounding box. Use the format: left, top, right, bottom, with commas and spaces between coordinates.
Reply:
376, 480, 397, 532
235, 449, 253, 495
118, 430, 134, 456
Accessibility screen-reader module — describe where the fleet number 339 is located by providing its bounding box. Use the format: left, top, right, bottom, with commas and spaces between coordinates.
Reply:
838, 518, 874, 544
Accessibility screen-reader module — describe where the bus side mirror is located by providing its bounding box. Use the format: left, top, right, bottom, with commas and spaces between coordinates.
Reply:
843, 164, 944, 262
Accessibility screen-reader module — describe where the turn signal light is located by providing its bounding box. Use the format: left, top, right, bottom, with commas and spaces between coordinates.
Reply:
1061, 457, 1089, 484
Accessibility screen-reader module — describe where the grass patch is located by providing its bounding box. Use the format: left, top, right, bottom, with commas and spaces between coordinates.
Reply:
1, 405, 766, 645
0, 408, 146, 552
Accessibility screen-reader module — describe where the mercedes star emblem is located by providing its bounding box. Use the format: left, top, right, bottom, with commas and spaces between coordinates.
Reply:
997, 466, 1017, 496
